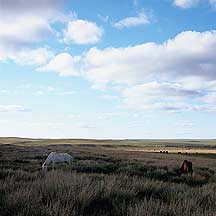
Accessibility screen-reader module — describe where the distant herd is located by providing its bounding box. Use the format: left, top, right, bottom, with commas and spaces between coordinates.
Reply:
160, 151, 169, 154
159, 150, 190, 155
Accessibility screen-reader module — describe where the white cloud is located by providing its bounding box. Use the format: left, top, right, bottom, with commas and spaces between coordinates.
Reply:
41, 30, 216, 112
11, 48, 53, 65
0, 0, 64, 16
174, 0, 216, 9
120, 82, 203, 112
122, 82, 202, 99
173, 0, 199, 8
0, 36, 54, 65
0, 16, 52, 47
203, 92, 216, 103
120, 81, 216, 112
0, 105, 31, 112
63, 19, 103, 44
0, 0, 64, 65
39, 53, 81, 76
83, 30, 216, 86
113, 12, 150, 29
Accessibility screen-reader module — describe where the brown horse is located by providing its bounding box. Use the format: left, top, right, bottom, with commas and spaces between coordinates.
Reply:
177, 160, 193, 176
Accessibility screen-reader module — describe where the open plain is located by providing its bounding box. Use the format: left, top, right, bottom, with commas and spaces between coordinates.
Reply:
0, 137, 216, 216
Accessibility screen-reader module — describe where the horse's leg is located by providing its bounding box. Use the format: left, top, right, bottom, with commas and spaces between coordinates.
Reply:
68, 160, 71, 166
52, 161, 55, 170
68, 160, 71, 172
65, 160, 71, 167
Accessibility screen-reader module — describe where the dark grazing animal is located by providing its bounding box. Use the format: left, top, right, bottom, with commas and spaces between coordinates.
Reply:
177, 160, 193, 176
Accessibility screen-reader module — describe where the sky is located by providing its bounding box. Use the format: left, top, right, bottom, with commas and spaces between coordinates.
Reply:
0, 0, 216, 139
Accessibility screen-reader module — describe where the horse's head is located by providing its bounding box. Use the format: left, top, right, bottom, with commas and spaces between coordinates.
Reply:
42, 162, 46, 170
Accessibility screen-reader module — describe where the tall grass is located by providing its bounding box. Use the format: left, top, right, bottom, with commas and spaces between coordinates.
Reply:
0, 168, 215, 216
0, 142, 215, 216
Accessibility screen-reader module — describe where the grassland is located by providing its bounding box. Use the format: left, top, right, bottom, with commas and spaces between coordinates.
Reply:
0, 137, 216, 216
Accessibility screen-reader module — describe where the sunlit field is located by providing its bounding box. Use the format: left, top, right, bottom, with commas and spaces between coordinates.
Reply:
0, 138, 215, 216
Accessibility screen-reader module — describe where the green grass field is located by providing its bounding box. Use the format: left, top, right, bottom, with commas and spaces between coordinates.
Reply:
0, 138, 215, 216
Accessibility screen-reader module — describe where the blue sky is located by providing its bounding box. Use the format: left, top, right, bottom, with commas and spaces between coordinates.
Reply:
0, 0, 216, 138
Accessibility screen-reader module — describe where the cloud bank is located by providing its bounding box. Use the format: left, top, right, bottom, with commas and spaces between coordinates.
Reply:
42, 30, 216, 112
0, 0, 65, 65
